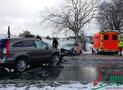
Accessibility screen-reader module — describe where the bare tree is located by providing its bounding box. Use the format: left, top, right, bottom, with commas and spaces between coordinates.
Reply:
97, 0, 123, 32
41, 0, 98, 42
19, 30, 35, 38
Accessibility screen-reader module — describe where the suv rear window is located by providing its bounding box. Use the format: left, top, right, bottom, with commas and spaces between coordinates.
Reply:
0, 39, 8, 49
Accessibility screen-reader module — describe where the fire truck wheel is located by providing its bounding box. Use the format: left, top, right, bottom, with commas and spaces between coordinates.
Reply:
97, 49, 101, 54
114, 51, 118, 54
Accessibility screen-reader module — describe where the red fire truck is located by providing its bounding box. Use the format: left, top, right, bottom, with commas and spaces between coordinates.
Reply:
92, 31, 119, 53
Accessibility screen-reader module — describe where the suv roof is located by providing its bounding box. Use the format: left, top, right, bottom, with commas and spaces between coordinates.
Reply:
0, 38, 43, 48
9, 38, 42, 42
10, 38, 39, 40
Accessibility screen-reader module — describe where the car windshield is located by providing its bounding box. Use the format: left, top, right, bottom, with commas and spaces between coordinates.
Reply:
62, 43, 74, 49
0, 39, 8, 49
42, 40, 51, 48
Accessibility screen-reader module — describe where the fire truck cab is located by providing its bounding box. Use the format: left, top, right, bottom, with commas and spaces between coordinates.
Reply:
92, 31, 119, 53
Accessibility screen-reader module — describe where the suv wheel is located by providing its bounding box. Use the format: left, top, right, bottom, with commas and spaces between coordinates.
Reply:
50, 55, 60, 66
15, 58, 27, 72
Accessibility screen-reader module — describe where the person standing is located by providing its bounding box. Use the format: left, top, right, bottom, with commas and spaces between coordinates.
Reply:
118, 36, 123, 56
119, 47, 122, 56
74, 43, 82, 55
52, 38, 58, 49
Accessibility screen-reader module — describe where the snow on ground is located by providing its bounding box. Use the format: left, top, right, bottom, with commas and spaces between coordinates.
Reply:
83, 51, 92, 54
86, 43, 93, 51
0, 83, 93, 90
0, 82, 122, 90
83, 43, 93, 54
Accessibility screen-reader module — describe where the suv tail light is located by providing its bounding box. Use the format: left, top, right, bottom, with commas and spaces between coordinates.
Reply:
3, 39, 10, 56
3, 48, 7, 54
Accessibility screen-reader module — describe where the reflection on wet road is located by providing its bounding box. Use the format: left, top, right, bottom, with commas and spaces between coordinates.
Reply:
0, 54, 123, 83
0, 66, 97, 82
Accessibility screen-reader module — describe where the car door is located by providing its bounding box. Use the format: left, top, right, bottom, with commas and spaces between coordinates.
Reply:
34, 40, 51, 61
21, 40, 40, 61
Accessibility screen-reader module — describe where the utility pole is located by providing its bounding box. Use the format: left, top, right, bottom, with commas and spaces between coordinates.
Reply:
8, 26, 10, 38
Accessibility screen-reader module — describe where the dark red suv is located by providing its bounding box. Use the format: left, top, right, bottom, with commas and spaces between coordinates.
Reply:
0, 38, 62, 72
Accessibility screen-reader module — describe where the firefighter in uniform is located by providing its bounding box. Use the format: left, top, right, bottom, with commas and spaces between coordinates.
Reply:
118, 40, 123, 56
52, 38, 58, 49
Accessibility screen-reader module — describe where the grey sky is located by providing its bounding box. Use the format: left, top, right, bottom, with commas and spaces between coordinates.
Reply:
0, 0, 99, 37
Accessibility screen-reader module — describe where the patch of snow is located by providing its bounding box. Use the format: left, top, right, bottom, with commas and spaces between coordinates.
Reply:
86, 43, 93, 51
0, 83, 93, 90
0, 82, 123, 90
83, 51, 92, 54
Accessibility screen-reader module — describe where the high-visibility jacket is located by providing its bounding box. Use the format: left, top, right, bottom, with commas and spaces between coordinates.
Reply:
118, 32, 123, 47
119, 41, 123, 47
118, 36, 123, 47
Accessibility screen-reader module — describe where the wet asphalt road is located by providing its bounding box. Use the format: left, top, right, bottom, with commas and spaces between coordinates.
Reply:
0, 53, 123, 83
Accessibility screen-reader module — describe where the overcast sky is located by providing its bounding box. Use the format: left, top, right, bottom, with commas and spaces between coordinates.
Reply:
0, 0, 99, 37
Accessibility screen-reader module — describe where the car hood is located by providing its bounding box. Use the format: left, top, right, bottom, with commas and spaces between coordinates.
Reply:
61, 47, 73, 50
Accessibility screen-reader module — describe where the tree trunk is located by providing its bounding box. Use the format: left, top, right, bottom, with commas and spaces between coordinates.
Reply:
83, 37, 86, 51
81, 33, 86, 51
74, 31, 87, 51
75, 32, 79, 42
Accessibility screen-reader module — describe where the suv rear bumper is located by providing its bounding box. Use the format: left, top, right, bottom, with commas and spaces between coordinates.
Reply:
0, 58, 15, 68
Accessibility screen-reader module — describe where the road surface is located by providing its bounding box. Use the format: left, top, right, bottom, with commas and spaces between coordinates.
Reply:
0, 53, 123, 83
